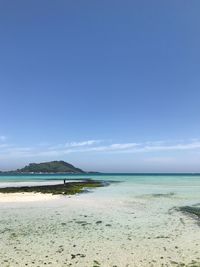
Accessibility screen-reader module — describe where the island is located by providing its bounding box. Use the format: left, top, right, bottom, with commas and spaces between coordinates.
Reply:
0, 161, 104, 195
1, 160, 98, 174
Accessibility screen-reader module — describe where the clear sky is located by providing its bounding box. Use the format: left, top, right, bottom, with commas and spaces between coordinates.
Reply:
0, 0, 200, 172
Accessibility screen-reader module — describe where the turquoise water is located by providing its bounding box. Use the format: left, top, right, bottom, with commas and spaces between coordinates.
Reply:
1, 173, 200, 200
1, 173, 200, 185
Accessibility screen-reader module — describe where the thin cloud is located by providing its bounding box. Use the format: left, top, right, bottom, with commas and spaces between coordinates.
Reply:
1, 139, 200, 160
65, 140, 102, 147
138, 141, 200, 153
0, 135, 7, 142
144, 157, 176, 163
87, 143, 139, 152
0, 143, 11, 149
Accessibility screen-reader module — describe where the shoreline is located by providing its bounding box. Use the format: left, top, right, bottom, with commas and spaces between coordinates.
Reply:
0, 174, 199, 266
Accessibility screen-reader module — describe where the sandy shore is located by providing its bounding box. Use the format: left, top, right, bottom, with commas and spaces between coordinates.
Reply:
0, 180, 80, 188
0, 180, 200, 267
0, 192, 59, 202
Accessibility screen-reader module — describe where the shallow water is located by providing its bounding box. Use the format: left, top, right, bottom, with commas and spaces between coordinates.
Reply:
0, 174, 200, 266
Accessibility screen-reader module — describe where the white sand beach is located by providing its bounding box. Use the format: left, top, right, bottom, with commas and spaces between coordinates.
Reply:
0, 192, 59, 203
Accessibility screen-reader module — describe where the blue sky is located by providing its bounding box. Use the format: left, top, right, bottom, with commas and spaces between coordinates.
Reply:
0, 0, 200, 172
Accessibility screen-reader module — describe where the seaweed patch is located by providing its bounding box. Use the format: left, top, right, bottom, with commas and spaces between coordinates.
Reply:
0, 179, 109, 196
179, 206, 200, 219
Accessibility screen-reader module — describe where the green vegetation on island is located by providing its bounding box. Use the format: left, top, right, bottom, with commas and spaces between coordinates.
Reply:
13, 161, 86, 174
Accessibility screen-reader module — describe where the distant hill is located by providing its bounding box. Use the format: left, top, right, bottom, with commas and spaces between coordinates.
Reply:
15, 161, 85, 174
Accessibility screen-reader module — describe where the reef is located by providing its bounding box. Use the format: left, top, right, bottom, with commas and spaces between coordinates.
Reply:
0, 179, 107, 195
